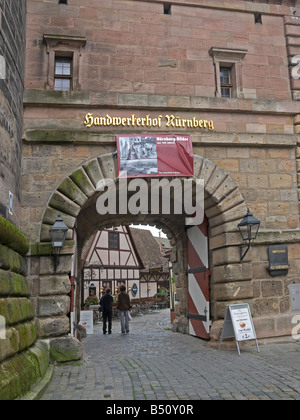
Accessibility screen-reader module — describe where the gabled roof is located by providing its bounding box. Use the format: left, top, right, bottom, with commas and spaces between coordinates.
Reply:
82, 226, 169, 273
82, 226, 144, 268
129, 227, 169, 273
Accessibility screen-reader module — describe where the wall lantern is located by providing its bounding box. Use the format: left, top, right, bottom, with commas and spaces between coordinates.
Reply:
49, 213, 68, 272
237, 209, 260, 261
89, 283, 96, 297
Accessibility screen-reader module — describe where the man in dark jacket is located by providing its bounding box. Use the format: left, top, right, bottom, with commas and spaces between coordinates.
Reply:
117, 284, 131, 334
100, 288, 113, 335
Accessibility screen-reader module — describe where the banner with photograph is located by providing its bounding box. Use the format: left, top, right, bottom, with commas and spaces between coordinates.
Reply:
117, 134, 194, 178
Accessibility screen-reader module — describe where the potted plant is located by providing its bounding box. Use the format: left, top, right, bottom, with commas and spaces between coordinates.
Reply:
154, 287, 169, 305
84, 295, 99, 309
112, 294, 118, 307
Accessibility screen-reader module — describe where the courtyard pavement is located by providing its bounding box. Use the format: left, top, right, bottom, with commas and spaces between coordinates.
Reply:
40, 309, 300, 401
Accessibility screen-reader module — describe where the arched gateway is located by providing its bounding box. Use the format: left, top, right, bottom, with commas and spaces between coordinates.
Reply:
35, 152, 250, 348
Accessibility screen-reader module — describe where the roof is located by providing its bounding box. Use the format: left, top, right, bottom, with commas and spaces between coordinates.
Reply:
82, 226, 169, 272
128, 227, 169, 273
154, 235, 172, 252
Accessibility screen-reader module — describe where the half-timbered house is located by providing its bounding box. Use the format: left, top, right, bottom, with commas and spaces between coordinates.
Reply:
82, 226, 170, 305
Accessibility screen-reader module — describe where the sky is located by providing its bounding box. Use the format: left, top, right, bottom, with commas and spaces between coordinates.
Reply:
130, 224, 167, 239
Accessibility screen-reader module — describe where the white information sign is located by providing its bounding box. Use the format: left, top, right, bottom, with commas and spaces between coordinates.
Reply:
230, 304, 256, 342
220, 303, 260, 355
79, 311, 93, 335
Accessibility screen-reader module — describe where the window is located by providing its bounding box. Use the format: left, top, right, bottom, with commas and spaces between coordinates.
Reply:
209, 47, 247, 99
109, 232, 119, 250
59, 0, 68, 4
43, 34, 86, 91
54, 57, 72, 91
164, 3, 172, 15
220, 67, 232, 98
254, 13, 262, 24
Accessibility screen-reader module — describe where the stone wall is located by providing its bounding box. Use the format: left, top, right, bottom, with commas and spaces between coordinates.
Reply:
21, 0, 300, 346
28, 241, 74, 339
25, 0, 293, 101
0, 216, 49, 400
0, 0, 26, 227
0, 0, 52, 400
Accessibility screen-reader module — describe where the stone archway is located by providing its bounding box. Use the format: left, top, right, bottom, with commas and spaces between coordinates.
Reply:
36, 152, 250, 346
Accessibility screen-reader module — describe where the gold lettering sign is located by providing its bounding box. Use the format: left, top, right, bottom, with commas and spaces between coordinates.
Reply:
269, 265, 289, 270
268, 245, 289, 276
84, 113, 215, 131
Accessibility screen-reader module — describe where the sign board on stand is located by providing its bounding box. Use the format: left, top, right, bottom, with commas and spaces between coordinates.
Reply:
219, 303, 260, 356
79, 311, 94, 335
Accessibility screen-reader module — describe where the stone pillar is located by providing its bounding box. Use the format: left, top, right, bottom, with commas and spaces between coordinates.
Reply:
27, 240, 83, 363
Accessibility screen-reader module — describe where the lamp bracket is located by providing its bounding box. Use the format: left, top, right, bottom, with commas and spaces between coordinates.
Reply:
53, 253, 60, 272
240, 243, 251, 261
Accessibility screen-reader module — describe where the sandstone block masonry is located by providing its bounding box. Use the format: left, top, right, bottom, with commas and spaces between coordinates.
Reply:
21, 0, 300, 346
0, 216, 49, 400
0, 0, 54, 400
0, 0, 26, 227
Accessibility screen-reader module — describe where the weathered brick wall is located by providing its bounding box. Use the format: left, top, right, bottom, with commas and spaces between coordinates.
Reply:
26, 0, 292, 100
23, 0, 299, 237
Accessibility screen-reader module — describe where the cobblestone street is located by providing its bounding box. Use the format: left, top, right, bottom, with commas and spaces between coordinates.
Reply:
40, 309, 300, 401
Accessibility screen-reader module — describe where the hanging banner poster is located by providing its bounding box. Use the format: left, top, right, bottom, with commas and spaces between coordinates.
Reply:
117, 134, 194, 178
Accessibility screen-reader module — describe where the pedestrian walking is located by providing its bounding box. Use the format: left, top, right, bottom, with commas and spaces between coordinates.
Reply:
117, 284, 131, 334
100, 288, 113, 335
